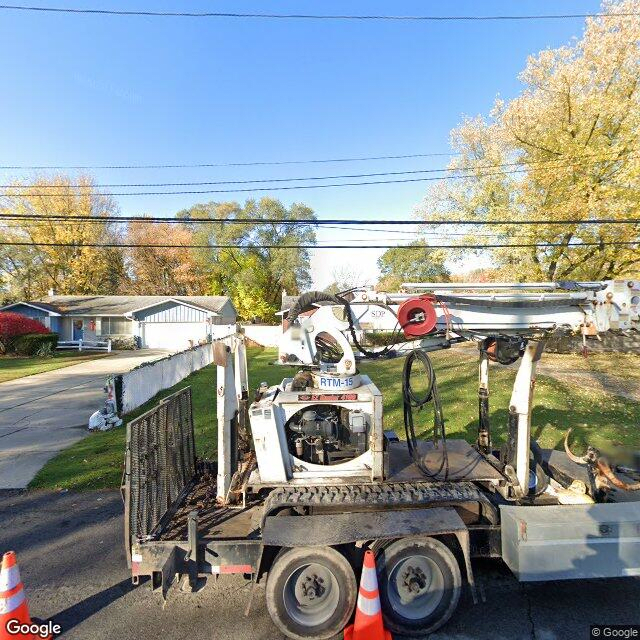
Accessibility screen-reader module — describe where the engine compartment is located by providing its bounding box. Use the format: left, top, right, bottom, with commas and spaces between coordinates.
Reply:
284, 404, 369, 465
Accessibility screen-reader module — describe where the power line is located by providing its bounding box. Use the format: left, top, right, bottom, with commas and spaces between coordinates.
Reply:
4, 150, 633, 189
0, 5, 636, 21
2, 241, 637, 250
0, 219, 527, 239
1, 147, 632, 174
0, 152, 458, 170
1, 213, 638, 226
1, 167, 601, 195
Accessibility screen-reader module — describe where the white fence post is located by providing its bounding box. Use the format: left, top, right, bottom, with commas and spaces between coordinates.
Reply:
78, 339, 83, 352
107, 339, 112, 353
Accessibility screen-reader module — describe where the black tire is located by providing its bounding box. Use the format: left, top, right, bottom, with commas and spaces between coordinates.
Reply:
265, 546, 357, 640
529, 440, 549, 496
376, 537, 461, 637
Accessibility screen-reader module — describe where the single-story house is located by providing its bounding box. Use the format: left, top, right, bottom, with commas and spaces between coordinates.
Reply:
1, 295, 237, 351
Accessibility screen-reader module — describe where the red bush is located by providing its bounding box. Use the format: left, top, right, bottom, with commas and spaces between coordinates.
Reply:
0, 312, 51, 339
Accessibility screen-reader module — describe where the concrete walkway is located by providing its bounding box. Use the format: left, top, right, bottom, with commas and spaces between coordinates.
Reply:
0, 349, 169, 489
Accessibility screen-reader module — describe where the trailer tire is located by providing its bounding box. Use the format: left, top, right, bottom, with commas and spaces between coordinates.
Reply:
376, 536, 461, 637
265, 546, 357, 640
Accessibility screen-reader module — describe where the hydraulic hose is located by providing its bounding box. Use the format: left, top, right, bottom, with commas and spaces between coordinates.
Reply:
402, 350, 449, 480
287, 290, 401, 359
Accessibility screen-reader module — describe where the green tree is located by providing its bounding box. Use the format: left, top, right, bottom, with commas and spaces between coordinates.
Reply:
178, 197, 316, 321
419, 0, 640, 281
377, 243, 450, 290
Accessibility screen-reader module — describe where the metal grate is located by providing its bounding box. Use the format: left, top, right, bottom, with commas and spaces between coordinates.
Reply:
125, 387, 196, 543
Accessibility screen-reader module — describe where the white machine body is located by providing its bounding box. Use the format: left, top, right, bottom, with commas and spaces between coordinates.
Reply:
249, 375, 384, 485
279, 279, 640, 367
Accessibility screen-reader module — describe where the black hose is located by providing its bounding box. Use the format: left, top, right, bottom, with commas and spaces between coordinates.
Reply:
402, 350, 449, 480
287, 290, 402, 359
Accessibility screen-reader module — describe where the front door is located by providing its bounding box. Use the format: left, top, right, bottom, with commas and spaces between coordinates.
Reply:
73, 319, 84, 341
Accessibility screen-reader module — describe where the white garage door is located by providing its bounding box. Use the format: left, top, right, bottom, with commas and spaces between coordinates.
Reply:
141, 322, 209, 351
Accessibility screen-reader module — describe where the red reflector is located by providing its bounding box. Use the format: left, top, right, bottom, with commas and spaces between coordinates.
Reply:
398, 297, 438, 337
211, 564, 254, 574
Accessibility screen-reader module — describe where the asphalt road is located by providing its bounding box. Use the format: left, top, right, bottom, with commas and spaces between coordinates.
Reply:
2, 489, 639, 640
0, 350, 169, 488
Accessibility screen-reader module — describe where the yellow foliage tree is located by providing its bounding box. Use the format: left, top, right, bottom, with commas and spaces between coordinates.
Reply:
419, 0, 640, 281
1, 175, 127, 301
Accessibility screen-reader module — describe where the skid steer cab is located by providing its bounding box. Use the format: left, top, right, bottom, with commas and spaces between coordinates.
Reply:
123, 292, 640, 640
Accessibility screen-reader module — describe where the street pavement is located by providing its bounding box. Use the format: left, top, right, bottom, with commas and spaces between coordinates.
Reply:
1, 489, 639, 640
0, 350, 169, 488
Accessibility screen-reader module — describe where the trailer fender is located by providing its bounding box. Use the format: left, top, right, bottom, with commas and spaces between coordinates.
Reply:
262, 506, 477, 603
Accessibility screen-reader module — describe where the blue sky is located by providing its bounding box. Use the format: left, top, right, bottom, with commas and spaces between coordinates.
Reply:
0, 0, 602, 288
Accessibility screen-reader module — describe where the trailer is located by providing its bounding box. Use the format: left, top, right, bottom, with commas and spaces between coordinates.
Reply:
123, 280, 640, 640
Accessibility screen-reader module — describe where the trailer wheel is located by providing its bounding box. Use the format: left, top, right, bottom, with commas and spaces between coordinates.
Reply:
266, 546, 357, 640
376, 537, 461, 637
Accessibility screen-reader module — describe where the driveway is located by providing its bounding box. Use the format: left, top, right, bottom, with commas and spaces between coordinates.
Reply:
0, 349, 170, 489
1, 489, 639, 640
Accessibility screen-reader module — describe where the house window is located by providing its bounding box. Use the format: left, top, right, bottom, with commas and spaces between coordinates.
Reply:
100, 317, 132, 335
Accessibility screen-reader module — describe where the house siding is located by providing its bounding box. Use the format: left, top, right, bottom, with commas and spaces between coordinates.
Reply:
134, 301, 213, 323
6, 304, 48, 321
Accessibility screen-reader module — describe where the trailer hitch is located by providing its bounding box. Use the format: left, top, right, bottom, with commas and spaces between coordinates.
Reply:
564, 429, 640, 492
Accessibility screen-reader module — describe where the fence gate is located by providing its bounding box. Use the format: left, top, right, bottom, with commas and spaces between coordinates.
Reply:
124, 386, 196, 554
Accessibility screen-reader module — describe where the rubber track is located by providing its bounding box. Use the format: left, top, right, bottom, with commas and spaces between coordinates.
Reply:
261, 481, 496, 528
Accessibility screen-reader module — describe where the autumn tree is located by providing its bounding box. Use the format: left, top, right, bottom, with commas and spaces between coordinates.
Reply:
377, 243, 450, 290
0, 175, 127, 301
125, 220, 210, 295
178, 197, 316, 321
419, 0, 640, 281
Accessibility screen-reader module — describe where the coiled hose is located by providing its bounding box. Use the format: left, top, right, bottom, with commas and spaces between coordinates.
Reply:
402, 350, 449, 480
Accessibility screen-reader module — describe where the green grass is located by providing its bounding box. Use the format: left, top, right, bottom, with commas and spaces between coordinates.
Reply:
29, 346, 640, 491
0, 351, 111, 383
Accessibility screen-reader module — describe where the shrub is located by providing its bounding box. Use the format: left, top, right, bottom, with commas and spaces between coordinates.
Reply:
102, 334, 137, 350
0, 312, 50, 339
12, 333, 59, 356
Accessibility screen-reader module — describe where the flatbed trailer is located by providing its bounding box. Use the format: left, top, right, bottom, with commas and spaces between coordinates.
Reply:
123, 386, 640, 639
124, 281, 640, 639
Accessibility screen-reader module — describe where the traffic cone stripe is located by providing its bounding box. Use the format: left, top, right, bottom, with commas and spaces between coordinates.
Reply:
0, 587, 25, 615
359, 586, 378, 599
356, 591, 381, 616
0, 565, 20, 591
360, 568, 378, 592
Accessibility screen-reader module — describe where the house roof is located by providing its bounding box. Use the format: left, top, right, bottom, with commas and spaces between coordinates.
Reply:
17, 295, 234, 316
1, 301, 62, 315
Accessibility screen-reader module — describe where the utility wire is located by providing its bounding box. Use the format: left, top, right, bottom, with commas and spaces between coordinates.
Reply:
3, 150, 633, 189
0, 168, 594, 195
1, 218, 520, 238
1, 146, 629, 172
1, 213, 638, 226
0, 5, 636, 21
2, 241, 637, 250
0, 152, 458, 170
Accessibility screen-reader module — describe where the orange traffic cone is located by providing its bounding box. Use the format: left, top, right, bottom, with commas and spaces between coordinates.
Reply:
344, 550, 392, 640
0, 551, 50, 640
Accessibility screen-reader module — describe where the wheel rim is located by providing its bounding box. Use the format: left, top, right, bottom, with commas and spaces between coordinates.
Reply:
282, 562, 341, 628
387, 554, 445, 621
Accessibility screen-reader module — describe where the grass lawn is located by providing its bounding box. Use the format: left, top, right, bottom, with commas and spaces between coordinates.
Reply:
29, 346, 640, 491
0, 351, 112, 383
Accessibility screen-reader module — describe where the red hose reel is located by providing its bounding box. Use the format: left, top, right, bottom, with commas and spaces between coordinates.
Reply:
397, 296, 438, 338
